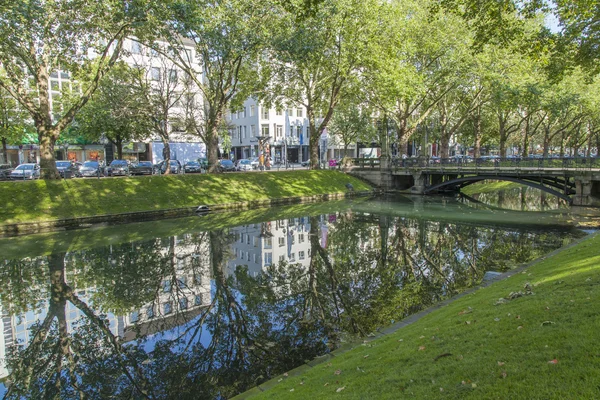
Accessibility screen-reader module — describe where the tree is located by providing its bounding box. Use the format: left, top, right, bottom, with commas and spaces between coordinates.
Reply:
0, 86, 33, 164
0, 1, 153, 178
328, 100, 377, 159
158, 0, 271, 172
130, 49, 191, 174
262, 0, 384, 168
74, 62, 153, 160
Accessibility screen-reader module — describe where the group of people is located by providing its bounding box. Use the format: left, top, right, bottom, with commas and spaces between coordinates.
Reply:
258, 153, 271, 170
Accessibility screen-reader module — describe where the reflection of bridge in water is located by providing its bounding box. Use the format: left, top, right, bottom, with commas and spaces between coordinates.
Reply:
348, 156, 600, 206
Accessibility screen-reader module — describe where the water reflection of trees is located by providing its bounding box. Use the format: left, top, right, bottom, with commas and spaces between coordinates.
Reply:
0, 212, 582, 398
472, 186, 568, 211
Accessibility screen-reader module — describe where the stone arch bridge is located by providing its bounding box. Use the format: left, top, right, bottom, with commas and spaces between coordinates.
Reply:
346, 156, 600, 206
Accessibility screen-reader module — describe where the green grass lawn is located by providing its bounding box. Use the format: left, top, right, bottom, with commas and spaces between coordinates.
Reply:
246, 233, 600, 400
0, 171, 372, 224
461, 181, 523, 195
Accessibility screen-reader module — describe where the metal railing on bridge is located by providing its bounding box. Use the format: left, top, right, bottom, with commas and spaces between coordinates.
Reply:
351, 156, 600, 172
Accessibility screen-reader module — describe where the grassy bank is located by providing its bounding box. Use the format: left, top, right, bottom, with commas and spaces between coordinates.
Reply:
0, 171, 372, 224
247, 233, 600, 399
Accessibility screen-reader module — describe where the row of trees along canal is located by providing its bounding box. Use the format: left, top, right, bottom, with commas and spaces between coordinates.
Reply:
1, 0, 600, 178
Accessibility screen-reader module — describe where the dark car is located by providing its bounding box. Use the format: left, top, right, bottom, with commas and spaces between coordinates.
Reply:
10, 163, 40, 180
130, 161, 154, 175
184, 161, 202, 173
55, 160, 80, 178
106, 160, 130, 176
79, 161, 105, 177
155, 160, 183, 174
218, 159, 235, 172
0, 164, 14, 180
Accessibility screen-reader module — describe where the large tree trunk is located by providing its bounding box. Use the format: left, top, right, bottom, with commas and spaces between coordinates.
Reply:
473, 108, 482, 158
1, 137, 8, 164
38, 125, 61, 179
206, 110, 222, 173
161, 134, 171, 175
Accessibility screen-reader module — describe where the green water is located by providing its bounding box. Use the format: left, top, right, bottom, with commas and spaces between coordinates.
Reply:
0, 195, 588, 399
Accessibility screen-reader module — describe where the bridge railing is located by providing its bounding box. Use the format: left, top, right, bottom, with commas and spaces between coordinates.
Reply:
390, 156, 600, 171
350, 157, 382, 169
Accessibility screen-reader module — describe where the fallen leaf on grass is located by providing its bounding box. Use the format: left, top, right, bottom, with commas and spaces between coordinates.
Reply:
501, 371, 507, 379
439, 387, 444, 392
517, 326, 523, 330
278, 378, 283, 382
472, 383, 477, 388
364, 355, 370, 359
283, 373, 289, 377
548, 359, 559, 364
334, 370, 342, 375
497, 361, 505, 366
465, 321, 471, 325
420, 335, 425, 339
324, 383, 329, 386
336, 387, 345, 393
494, 318, 501, 322
418, 346, 426, 351
290, 389, 295, 392
541, 321, 555, 326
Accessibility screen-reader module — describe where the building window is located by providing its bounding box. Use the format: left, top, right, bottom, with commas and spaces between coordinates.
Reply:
147, 306, 155, 318
297, 108, 303, 117
276, 125, 283, 139
265, 237, 272, 248
195, 295, 202, 305
299, 234, 305, 243
251, 125, 256, 137
287, 108, 294, 117
279, 255, 285, 262
250, 105, 255, 116
299, 251, 305, 260
289, 253, 295, 262
151, 67, 161, 81
131, 41, 143, 55
179, 297, 188, 310
243, 126, 247, 139
246, 235, 250, 244
278, 237, 285, 247
164, 302, 172, 314
253, 236, 258, 247
178, 277, 186, 289
163, 280, 171, 293
130, 311, 139, 323
169, 69, 178, 83
261, 125, 269, 137
275, 109, 282, 116
243, 107, 247, 118
261, 107, 269, 120
297, 126, 303, 138
246, 251, 250, 261
264, 252, 272, 265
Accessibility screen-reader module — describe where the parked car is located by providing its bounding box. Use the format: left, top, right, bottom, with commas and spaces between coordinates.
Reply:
235, 159, 253, 171
55, 160, 80, 178
0, 164, 14, 180
155, 159, 183, 174
250, 157, 260, 169
428, 156, 441, 164
184, 161, 202, 173
106, 160, 130, 176
218, 159, 235, 172
10, 163, 40, 180
79, 161, 105, 177
129, 161, 154, 175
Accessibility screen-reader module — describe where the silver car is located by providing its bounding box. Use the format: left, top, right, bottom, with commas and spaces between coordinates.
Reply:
10, 163, 40, 180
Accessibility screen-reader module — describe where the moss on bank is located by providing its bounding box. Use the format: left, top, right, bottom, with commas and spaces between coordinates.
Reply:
0, 171, 372, 225
245, 233, 600, 399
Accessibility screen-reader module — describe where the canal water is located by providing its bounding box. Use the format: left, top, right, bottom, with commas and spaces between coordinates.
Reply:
0, 194, 591, 399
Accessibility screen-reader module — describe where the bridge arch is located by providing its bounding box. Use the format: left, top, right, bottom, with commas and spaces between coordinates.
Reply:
424, 175, 573, 204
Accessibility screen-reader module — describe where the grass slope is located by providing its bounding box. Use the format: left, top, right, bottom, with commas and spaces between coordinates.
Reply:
250, 233, 600, 400
0, 171, 371, 224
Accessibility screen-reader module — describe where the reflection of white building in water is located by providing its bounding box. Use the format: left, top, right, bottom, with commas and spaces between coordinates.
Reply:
226, 218, 314, 277
122, 234, 212, 341
0, 234, 213, 379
